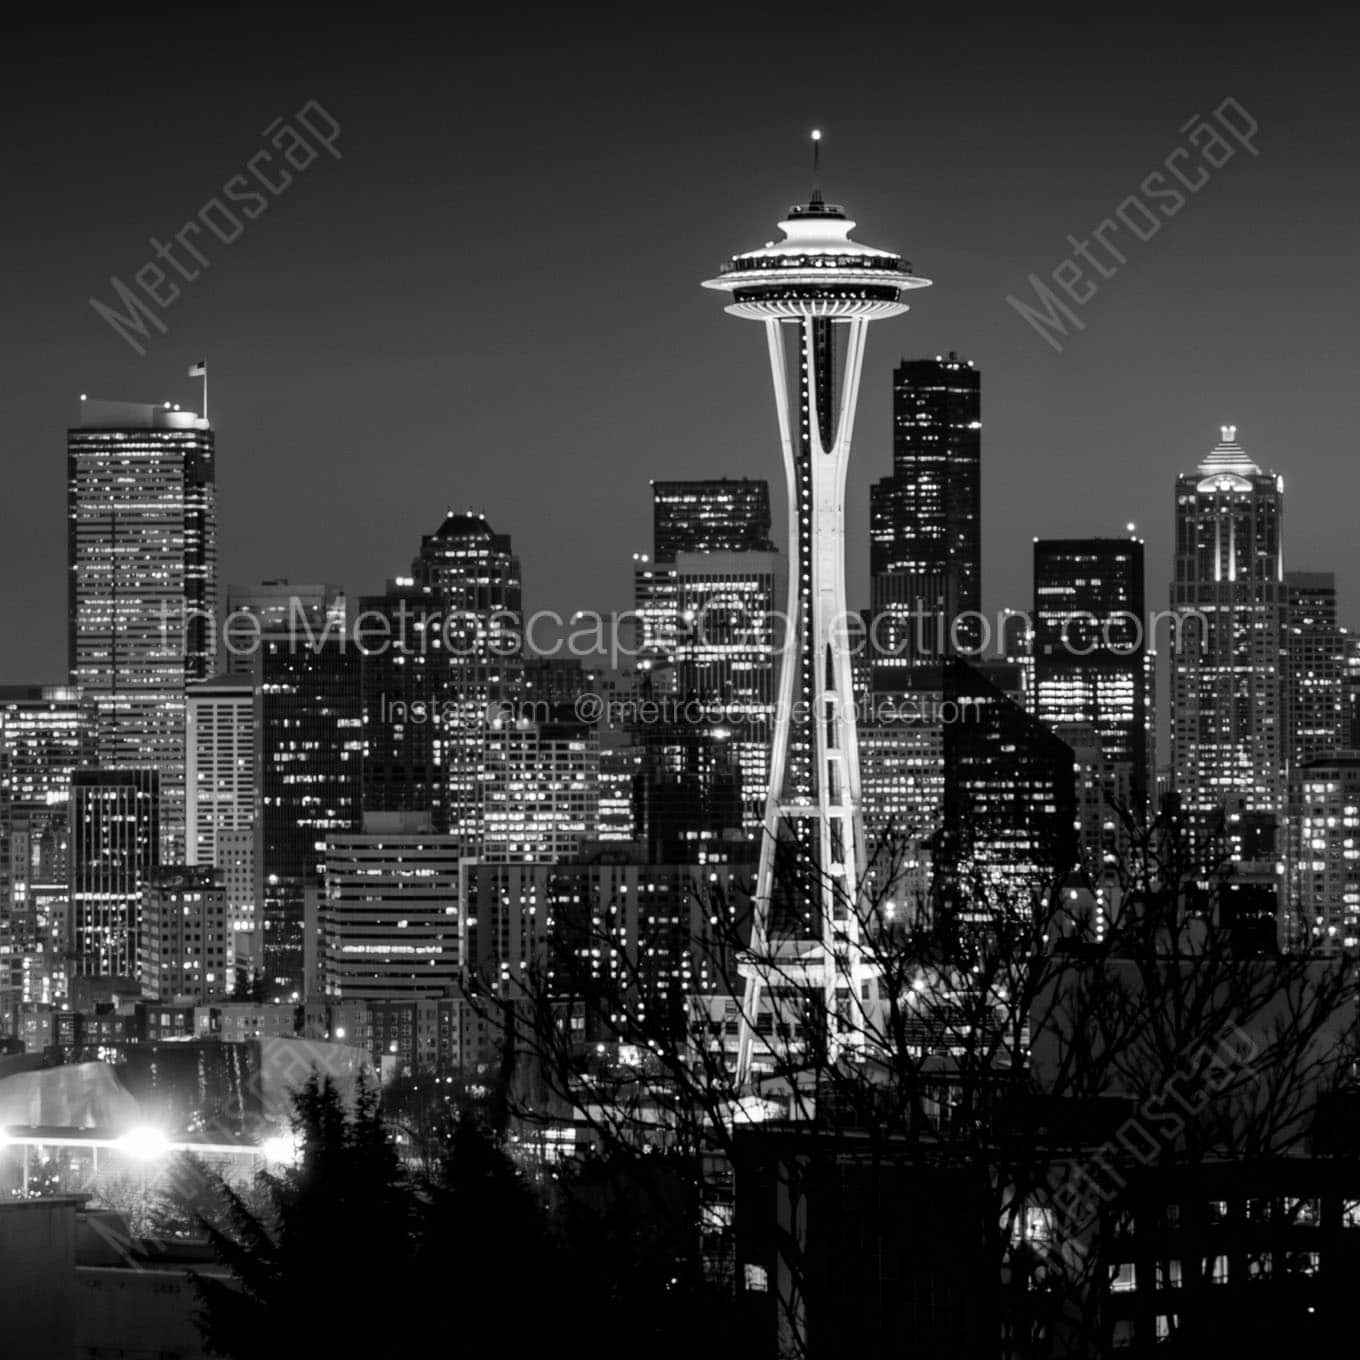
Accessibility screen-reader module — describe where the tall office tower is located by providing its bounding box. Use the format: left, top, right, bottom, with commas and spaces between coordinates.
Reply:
358, 581, 453, 829
480, 718, 599, 862
869, 353, 982, 692
411, 511, 524, 849
672, 549, 784, 835
186, 680, 257, 975
222, 581, 346, 676
0, 687, 84, 1016
320, 815, 462, 1001
69, 769, 160, 979
858, 716, 945, 910
256, 637, 363, 1002
939, 660, 1078, 908
1282, 572, 1347, 771
1033, 537, 1149, 816
999, 609, 1035, 714
1170, 426, 1284, 847
651, 478, 776, 561
68, 399, 216, 862
704, 169, 928, 1079
1290, 755, 1360, 952
140, 865, 228, 1003
460, 853, 752, 1058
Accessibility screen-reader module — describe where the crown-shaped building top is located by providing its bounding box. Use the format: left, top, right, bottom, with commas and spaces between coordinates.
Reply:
1196, 423, 1263, 487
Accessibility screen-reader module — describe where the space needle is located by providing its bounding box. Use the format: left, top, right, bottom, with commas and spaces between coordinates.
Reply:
703, 134, 930, 1083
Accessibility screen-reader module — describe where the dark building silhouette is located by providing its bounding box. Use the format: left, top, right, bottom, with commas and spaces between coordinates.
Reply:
1033, 537, 1149, 812
939, 659, 1077, 905
255, 637, 363, 1002
870, 355, 981, 691
650, 478, 775, 562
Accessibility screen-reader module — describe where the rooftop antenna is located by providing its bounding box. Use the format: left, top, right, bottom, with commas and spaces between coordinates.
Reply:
810, 129, 823, 204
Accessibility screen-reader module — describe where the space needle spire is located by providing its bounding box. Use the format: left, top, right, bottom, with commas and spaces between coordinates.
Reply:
704, 138, 931, 1084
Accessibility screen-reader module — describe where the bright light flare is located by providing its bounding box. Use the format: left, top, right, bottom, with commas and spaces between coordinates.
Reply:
116, 1127, 170, 1161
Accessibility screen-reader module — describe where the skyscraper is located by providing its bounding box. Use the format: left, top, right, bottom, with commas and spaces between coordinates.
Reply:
870, 353, 981, 689
651, 478, 776, 561
222, 580, 346, 676
1281, 571, 1348, 771
140, 865, 229, 1003
1033, 537, 1149, 814
1170, 426, 1284, 845
320, 815, 462, 1001
68, 399, 216, 862
703, 171, 929, 1079
70, 768, 160, 979
256, 636, 363, 1002
186, 679, 257, 975
411, 511, 524, 851
0, 686, 83, 1023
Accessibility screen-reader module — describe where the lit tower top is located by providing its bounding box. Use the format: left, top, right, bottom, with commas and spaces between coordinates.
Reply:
1196, 423, 1262, 485
703, 137, 929, 1086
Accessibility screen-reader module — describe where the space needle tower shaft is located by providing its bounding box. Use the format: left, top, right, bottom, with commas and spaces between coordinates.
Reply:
703, 135, 930, 1084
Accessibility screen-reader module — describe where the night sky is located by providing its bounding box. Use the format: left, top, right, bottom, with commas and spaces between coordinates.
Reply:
4, 12, 1358, 683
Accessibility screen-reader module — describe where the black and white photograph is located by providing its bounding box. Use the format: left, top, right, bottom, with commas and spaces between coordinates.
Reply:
0, 10, 1356, 1358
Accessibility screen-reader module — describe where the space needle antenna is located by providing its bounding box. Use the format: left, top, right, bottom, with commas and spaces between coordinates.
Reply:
811, 128, 822, 188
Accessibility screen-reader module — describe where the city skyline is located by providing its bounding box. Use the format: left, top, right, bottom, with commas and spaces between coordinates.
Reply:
3, 15, 1359, 686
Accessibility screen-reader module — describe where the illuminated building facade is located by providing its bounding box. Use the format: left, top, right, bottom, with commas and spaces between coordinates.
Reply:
255, 636, 363, 1002
1171, 426, 1284, 846
320, 816, 462, 1000
479, 718, 598, 862
68, 400, 216, 863
1282, 571, 1348, 772
70, 768, 160, 979
940, 660, 1077, 907
186, 680, 256, 975
870, 353, 982, 691
1290, 754, 1360, 953
858, 716, 944, 911
222, 580, 346, 675
704, 172, 929, 1077
411, 511, 524, 851
1034, 537, 1149, 814
140, 865, 229, 1003
651, 478, 776, 561
0, 686, 83, 1018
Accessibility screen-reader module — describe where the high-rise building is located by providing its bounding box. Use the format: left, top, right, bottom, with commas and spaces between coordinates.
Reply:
939, 660, 1078, 908
320, 815, 462, 1001
1282, 571, 1347, 772
186, 679, 257, 975
650, 478, 776, 562
480, 718, 599, 862
69, 768, 160, 979
67, 399, 216, 862
703, 174, 928, 1079
358, 581, 454, 829
411, 511, 524, 851
256, 637, 363, 1002
222, 581, 346, 676
1290, 755, 1360, 953
1170, 426, 1284, 846
1033, 537, 1149, 815
870, 353, 982, 690
0, 687, 84, 1018
140, 865, 229, 1003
